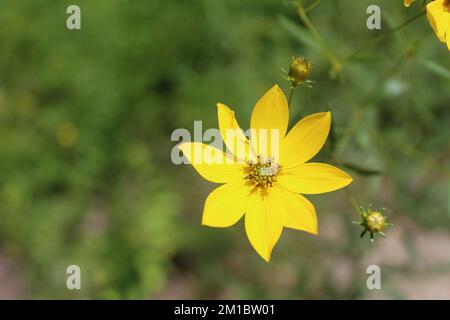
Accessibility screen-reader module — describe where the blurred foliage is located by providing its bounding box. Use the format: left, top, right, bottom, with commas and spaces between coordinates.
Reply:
0, 0, 449, 298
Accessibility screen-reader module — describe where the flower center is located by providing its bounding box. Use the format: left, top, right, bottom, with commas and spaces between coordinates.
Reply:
245, 155, 280, 188
444, 0, 450, 12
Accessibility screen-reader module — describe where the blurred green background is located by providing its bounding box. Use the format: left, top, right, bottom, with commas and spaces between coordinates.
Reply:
0, 0, 449, 299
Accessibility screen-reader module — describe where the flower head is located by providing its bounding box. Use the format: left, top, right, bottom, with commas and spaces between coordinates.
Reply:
404, 0, 415, 7
178, 85, 353, 261
354, 206, 393, 243
426, 0, 450, 51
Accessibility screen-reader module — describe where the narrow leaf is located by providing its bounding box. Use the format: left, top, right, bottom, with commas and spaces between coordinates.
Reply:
341, 162, 382, 176
278, 15, 320, 52
422, 60, 450, 80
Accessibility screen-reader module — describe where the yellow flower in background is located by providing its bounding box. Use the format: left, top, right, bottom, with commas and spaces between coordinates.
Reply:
57, 122, 78, 148
178, 85, 352, 261
404, 0, 415, 7
426, 0, 450, 50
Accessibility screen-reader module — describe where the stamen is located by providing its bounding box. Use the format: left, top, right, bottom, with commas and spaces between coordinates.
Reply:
245, 155, 280, 188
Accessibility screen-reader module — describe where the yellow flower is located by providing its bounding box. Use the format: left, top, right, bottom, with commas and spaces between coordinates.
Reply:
178, 85, 353, 261
426, 0, 450, 50
404, 0, 415, 7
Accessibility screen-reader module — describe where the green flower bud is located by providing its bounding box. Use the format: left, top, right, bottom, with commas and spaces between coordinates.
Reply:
353, 205, 393, 243
288, 57, 312, 86
365, 211, 385, 233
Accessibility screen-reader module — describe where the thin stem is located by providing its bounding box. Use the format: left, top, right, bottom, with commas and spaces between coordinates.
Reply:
288, 86, 296, 108
345, 10, 426, 61
335, 51, 408, 156
305, 0, 321, 12
345, 187, 361, 213
331, 154, 361, 215
295, 0, 342, 74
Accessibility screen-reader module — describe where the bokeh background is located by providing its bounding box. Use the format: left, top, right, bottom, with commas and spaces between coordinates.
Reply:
0, 0, 449, 299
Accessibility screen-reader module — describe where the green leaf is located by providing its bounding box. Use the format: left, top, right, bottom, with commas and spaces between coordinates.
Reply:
383, 11, 408, 49
422, 60, 450, 80
278, 15, 320, 52
341, 162, 382, 176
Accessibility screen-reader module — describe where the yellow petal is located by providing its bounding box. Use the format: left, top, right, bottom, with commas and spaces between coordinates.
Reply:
427, 0, 448, 43
271, 186, 318, 234
250, 85, 289, 160
447, 24, 450, 50
245, 191, 283, 262
202, 180, 250, 227
217, 103, 255, 161
280, 112, 331, 168
277, 162, 353, 194
178, 142, 245, 183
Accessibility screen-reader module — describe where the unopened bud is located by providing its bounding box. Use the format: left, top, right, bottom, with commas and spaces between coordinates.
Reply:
353, 205, 393, 243
365, 211, 386, 233
288, 57, 312, 87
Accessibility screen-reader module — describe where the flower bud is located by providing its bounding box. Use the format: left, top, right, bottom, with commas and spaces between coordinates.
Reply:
365, 211, 386, 233
353, 206, 392, 242
288, 57, 312, 86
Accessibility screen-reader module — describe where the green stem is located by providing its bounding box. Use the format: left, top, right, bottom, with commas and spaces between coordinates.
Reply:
295, 0, 342, 74
288, 86, 296, 108
335, 51, 408, 156
345, 10, 426, 61
305, 0, 321, 12
331, 155, 360, 214
345, 187, 361, 213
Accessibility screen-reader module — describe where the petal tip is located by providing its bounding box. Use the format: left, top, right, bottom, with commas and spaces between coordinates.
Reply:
339, 170, 353, 187
307, 226, 319, 236
310, 111, 331, 121
216, 102, 227, 110
345, 174, 354, 184
342, 178, 353, 189
217, 103, 235, 115
270, 84, 285, 96
261, 253, 271, 262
